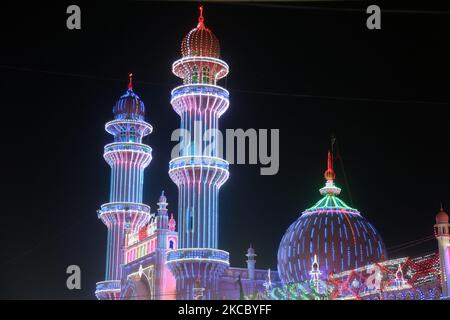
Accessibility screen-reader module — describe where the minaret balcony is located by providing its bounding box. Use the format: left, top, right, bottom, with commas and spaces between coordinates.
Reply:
168, 156, 230, 187
172, 56, 229, 80
98, 202, 151, 228
103, 142, 152, 167
171, 84, 229, 116
166, 248, 230, 266
105, 119, 153, 137
95, 280, 121, 300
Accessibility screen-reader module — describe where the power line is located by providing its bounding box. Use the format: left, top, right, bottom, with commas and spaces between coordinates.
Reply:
0, 65, 171, 88
2, 65, 448, 105
229, 2, 450, 15
387, 235, 436, 254
387, 234, 435, 250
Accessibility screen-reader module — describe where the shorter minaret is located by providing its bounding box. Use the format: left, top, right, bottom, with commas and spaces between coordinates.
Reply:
246, 244, 257, 280
434, 205, 450, 298
95, 73, 152, 300
157, 191, 169, 230
154, 191, 178, 300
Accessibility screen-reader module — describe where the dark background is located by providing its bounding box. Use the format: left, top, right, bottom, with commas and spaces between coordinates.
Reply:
0, 1, 449, 299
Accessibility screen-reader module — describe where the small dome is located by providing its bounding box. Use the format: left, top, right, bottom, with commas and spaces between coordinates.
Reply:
181, 6, 220, 58
113, 74, 145, 121
436, 208, 449, 224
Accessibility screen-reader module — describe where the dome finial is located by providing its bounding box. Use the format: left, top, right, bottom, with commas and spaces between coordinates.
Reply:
128, 73, 133, 91
198, 5, 204, 26
320, 150, 341, 195
324, 150, 336, 181
440, 201, 443, 212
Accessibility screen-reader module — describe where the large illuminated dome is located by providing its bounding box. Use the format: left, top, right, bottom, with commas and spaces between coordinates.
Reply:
277, 151, 387, 284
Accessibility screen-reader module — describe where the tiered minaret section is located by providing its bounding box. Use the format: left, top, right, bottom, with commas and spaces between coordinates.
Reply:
166, 7, 230, 300
95, 74, 153, 300
434, 206, 450, 299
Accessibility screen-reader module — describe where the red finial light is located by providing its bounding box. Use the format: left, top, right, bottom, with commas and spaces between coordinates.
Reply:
128, 73, 133, 91
324, 150, 336, 181
198, 5, 204, 26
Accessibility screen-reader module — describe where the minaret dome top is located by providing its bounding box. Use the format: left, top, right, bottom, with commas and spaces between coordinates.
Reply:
181, 6, 221, 58
112, 73, 146, 121
436, 205, 449, 224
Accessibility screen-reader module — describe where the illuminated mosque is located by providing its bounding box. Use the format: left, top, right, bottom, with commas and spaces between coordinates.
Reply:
94, 7, 450, 300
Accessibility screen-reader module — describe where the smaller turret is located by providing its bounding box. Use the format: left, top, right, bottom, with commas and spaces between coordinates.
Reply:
434, 204, 450, 298
157, 191, 169, 230
246, 244, 257, 280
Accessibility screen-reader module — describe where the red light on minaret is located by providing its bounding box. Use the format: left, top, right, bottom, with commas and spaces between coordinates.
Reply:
198, 5, 204, 26
128, 73, 133, 91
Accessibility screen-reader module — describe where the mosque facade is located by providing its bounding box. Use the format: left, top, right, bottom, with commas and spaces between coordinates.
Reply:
95, 7, 450, 300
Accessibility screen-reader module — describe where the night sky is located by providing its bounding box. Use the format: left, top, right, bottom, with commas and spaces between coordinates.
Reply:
1, 1, 449, 299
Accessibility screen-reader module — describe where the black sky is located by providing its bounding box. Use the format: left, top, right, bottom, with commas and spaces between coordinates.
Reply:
0, 1, 449, 299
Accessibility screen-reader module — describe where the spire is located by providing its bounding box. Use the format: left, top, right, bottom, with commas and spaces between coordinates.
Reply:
157, 191, 168, 217
320, 150, 341, 196
246, 243, 256, 257
198, 5, 204, 27
159, 190, 166, 202
128, 73, 133, 91
324, 150, 336, 181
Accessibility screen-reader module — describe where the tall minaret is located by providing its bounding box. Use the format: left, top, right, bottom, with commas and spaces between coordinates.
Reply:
95, 74, 153, 300
434, 205, 450, 298
166, 6, 230, 300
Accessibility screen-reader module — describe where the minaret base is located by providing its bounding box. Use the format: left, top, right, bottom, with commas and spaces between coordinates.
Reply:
167, 249, 229, 300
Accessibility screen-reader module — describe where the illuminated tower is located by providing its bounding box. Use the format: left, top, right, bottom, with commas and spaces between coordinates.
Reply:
166, 7, 230, 300
95, 74, 153, 300
434, 206, 450, 298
